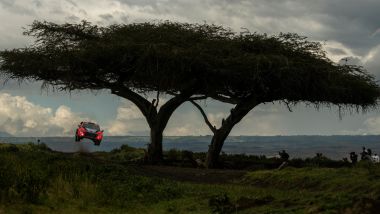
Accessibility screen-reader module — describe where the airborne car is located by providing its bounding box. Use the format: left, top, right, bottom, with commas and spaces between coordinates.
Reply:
75, 122, 103, 145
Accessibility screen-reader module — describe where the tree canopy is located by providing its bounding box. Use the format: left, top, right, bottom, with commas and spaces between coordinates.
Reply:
0, 20, 379, 166
1, 21, 378, 108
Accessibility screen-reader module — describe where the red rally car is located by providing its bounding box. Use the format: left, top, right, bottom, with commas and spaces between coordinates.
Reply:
75, 122, 103, 145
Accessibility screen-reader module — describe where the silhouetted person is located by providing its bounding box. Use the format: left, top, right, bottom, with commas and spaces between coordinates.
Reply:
367, 149, 372, 156
278, 150, 289, 170
372, 154, 380, 163
361, 147, 368, 160
279, 150, 289, 161
316, 153, 323, 159
350, 152, 358, 164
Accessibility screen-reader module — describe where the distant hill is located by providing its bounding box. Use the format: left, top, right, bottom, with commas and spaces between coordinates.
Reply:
0, 131, 13, 137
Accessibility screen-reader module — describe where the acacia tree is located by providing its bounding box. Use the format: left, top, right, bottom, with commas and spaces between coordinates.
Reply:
1, 21, 379, 167
189, 33, 380, 168
0, 21, 215, 162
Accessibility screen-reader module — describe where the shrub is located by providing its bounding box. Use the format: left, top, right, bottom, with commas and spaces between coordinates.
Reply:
15, 168, 49, 203
209, 193, 235, 214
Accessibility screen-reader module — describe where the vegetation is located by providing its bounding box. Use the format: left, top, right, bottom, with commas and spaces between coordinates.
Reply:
1, 142, 380, 213
1, 21, 379, 167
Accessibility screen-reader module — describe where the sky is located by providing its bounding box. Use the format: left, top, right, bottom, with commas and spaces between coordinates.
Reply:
0, 0, 380, 137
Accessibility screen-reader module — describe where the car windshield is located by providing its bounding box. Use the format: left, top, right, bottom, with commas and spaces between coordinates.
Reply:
83, 123, 100, 131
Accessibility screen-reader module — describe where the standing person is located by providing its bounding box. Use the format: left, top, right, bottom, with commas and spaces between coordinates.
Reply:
279, 150, 289, 161
350, 152, 358, 164
361, 147, 368, 160
372, 154, 379, 163
278, 150, 290, 170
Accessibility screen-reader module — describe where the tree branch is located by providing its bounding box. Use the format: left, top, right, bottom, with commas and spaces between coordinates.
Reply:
155, 90, 160, 108
156, 90, 193, 130
210, 94, 238, 104
189, 95, 207, 100
225, 98, 260, 126
111, 86, 156, 122
283, 100, 293, 112
190, 100, 217, 133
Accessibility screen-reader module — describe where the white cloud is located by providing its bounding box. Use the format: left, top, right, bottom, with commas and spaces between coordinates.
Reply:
106, 100, 148, 136
231, 108, 284, 136
0, 92, 89, 136
324, 41, 361, 63
207, 112, 227, 128
114, 101, 143, 120
363, 116, 380, 134
1, 0, 380, 137
50, 105, 89, 135
165, 123, 202, 136
339, 115, 380, 135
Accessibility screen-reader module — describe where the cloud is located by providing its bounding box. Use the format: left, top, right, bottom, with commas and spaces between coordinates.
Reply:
359, 114, 380, 135
0, 92, 89, 136
106, 99, 374, 137
1, 0, 380, 137
106, 100, 148, 136
363, 45, 380, 79
1, 0, 379, 67
107, 99, 229, 136
323, 41, 361, 63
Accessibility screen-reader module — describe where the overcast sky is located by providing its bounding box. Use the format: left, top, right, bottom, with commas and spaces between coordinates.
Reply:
0, 0, 380, 137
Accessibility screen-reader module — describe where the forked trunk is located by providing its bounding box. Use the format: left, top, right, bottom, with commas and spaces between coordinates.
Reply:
206, 125, 232, 168
205, 99, 259, 168
111, 87, 193, 164
146, 93, 192, 163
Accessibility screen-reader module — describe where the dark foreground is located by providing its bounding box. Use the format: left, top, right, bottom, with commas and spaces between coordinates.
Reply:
1, 143, 380, 213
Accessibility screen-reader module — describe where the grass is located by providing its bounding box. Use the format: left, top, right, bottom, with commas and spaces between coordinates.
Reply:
1, 143, 380, 213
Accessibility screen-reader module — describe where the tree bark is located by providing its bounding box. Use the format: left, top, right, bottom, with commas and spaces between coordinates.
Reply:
147, 91, 192, 162
205, 98, 259, 168
148, 123, 164, 162
206, 124, 233, 168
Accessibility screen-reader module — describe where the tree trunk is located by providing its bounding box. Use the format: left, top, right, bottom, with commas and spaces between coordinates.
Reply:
146, 92, 192, 163
206, 125, 233, 168
111, 87, 193, 163
205, 99, 259, 168
148, 125, 163, 162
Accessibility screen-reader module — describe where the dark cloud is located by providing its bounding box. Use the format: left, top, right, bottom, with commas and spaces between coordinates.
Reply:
32, 0, 42, 7
1, 0, 380, 135
365, 46, 380, 79
327, 47, 347, 56
65, 0, 77, 7
113, 0, 380, 55
338, 57, 362, 66
99, 14, 113, 21
66, 15, 80, 22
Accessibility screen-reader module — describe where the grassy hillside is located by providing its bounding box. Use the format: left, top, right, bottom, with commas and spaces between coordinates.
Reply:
1, 143, 379, 213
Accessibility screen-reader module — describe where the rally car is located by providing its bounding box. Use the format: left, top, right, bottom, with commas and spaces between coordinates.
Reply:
75, 122, 103, 145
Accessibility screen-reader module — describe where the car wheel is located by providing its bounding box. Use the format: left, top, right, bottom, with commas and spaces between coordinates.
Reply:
75, 134, 79, 142
94, 140, 101, 146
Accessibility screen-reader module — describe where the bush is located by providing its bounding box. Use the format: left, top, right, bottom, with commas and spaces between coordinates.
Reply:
166, 149, 181, 161
0, 163, 15, 202
14, 168, 49, 203
0, 144, 19, 152
109, 144, 145, 162
209, 193, 235, 214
